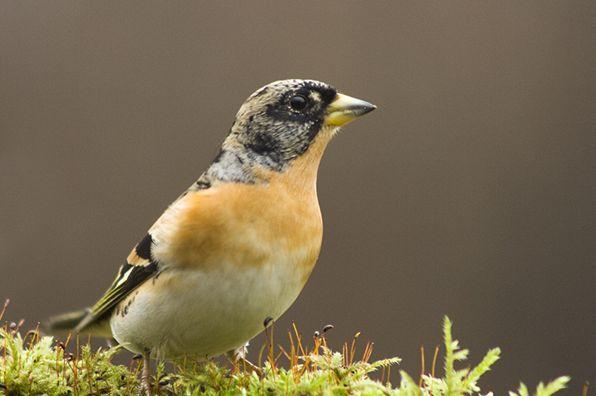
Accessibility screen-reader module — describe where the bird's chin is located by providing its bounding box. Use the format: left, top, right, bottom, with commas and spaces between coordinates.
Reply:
331, 127, 343, 138
321, 125, 342, 139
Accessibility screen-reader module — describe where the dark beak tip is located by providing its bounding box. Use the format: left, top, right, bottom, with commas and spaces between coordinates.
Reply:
361, 103, 377, 115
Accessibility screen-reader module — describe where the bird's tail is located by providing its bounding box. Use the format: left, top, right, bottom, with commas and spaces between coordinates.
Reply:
43, 309, 112, 338
44, 309, 88, 333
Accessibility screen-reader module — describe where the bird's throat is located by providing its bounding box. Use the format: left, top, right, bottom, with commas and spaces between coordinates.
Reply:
194, 128, 334, 195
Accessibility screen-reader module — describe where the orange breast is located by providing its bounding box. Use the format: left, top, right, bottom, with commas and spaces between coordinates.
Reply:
152, 132, 331, 276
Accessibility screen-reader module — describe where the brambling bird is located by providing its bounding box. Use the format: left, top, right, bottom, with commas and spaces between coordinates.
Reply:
46, 79, 376, 394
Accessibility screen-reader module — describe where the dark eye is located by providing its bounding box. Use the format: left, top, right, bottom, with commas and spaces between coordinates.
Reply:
289, 94, 308, 111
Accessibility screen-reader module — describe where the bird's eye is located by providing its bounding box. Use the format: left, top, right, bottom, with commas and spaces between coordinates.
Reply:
289, 94, 309, 111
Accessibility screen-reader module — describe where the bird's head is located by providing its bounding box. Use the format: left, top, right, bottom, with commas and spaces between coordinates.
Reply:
224, 79, 376, 172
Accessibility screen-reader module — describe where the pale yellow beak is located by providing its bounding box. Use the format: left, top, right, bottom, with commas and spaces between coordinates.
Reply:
325, 93, 377, 126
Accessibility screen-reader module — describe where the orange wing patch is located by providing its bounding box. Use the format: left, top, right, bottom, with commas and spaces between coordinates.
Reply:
126, 233, 154, 267
127, 249, 151, 267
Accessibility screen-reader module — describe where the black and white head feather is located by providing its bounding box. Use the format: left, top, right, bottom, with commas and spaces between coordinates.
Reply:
196, 79, 339, 188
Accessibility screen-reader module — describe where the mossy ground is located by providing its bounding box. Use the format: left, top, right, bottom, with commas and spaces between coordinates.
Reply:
0, 300, 571, 395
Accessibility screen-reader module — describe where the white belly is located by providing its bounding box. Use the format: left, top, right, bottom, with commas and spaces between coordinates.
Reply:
110, 259, 311, 359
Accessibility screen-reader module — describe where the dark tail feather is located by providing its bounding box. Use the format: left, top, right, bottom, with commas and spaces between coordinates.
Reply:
44, 309, 111, 338
44, 309, 115, 342
44, 309, 112, 338
43, 309, 89, 335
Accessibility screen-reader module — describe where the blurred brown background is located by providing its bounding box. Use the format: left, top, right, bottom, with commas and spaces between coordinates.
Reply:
1, 1, 594, 393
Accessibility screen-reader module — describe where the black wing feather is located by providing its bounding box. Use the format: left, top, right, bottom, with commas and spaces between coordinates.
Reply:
76, 261, 158, 332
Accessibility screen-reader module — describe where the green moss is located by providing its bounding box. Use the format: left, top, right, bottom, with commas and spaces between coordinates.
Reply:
0, 317, 569, 395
